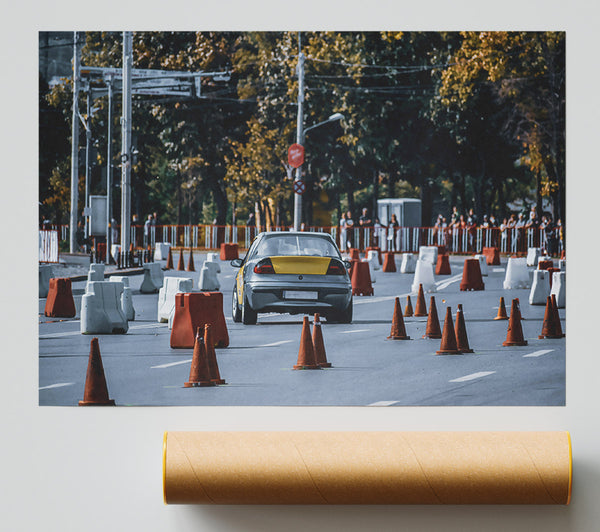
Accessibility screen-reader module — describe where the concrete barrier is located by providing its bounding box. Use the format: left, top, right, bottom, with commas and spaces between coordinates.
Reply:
220, 243, 239, 260
366, 250, 380, 271
400, 253, 416, 274
529, 270, 550, 305
526, 247, 542, 267
80, 281, 128, 334
411, 259, 436, 293
110, 244, 121, 263
559, 259, 566, 271
158, 277, 194, 323
550, 271, 565, 308
109, 276, 135, 320
418, 246, 438, 265
154, 242, 172, 261
503, 257, 531, 289
482, 247, 501, 265
170, 292, 229, 348
87, 263, 105, 283
45, 278, 76, 318
473, 254, 489, 276
39, 264, 54, 298
199, 261, 221, 291
206, 252, 220, 264
140, 262, 164, 293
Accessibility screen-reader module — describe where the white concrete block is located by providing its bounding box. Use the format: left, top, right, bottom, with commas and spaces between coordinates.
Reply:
39, 264, 54, 298
109, 276, 134, 319
80, 281, 128, 334
206, 252, 220, 266
154, 242, 172, 261
199, 261, 221, 290
411, 259, 436, 293
418, 246, 438, 265
551, 271, 565, 308
529, 269, 550, 305
140, 262, 164, 293
503, 257, 531, 289
366, 250, 380, 270
157, 276, 194, 323
473, 254, 489, 276
400, 253, 416, 274
111, 244, 121, 262
526, 247, 541, 267
87, 263, 105, 282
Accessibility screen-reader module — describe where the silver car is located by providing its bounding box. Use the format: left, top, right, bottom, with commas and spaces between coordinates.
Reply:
231, 232, 352, 324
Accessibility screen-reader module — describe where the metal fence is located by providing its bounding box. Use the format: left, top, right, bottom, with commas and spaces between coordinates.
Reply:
47, 224, 563, 256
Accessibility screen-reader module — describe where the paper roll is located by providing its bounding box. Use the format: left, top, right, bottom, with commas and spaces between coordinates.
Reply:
163, 431, 572, 505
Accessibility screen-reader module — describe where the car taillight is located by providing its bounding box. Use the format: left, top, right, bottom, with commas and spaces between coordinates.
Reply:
326, 260, 346, 275
254, 258, 275, 274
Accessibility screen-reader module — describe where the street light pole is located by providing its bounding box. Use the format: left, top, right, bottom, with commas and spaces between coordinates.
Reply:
293, 49, 305, 232
120, 31, 132, 253
106, 76, 113, 260
84, 85, 91, 248
69, 31, 80, 253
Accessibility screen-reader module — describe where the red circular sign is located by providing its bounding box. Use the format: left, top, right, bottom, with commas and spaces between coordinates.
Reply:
293, 179, 306, 195
288, 143, 305, 168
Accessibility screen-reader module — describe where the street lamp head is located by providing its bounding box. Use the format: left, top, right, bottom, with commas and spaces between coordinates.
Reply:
328, 113, 344, 121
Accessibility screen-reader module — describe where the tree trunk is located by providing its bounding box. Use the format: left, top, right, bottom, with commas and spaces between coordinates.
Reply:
372, 169, 379, 222
210, 178, 228, 225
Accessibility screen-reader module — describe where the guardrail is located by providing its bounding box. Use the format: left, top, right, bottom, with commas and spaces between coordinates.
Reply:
46, 224, 563, 256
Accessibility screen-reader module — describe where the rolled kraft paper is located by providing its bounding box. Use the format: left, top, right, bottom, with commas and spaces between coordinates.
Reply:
163, 431, 572, 505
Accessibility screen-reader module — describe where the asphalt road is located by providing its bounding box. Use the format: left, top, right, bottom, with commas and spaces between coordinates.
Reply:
39, 253, 565, 406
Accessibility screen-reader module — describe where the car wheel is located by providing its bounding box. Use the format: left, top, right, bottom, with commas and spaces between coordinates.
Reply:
328, 298, 353, 324
232, 287, 242, 323
241, 292, 258, 325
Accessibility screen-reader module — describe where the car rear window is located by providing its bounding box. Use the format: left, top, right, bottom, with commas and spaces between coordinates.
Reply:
255, 235, 340, 258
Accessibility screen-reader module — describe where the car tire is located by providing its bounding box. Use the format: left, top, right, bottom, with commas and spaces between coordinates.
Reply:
241, 291, 258, 325
328, 298, 353, 324
232, 287, 242, 323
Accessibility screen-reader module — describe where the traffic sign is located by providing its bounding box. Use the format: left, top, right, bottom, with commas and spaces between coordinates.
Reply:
293, 180, 306, 195
288, 143, 305, 168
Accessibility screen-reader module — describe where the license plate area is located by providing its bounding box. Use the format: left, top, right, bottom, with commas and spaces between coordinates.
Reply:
284, 290, 318, 300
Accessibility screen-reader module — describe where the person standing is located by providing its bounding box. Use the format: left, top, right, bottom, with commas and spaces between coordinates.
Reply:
345, 210, 354, 249
388, 214, 399, 251
339, 212, 347, 251
144, 214, 153, 247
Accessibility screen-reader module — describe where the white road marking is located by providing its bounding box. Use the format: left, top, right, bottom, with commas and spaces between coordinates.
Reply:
354, 293, 410, 305
39, 382, 74, 390
338, 329, 370, 334
40, 322, 168, 339
368, 400, 399, 406
435, 274, 463, 291
259, 340, 294, 347
523, 349, 554, 358
129, 323, 169, 330
449, 371, 496, 383
223, 275, 233, 278
151, 359, 192, 369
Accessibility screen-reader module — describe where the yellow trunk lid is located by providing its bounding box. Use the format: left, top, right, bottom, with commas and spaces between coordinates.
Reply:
269, 256, 331, 275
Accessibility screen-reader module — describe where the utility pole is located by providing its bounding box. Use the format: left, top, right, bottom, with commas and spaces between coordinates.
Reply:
84, 85, 91, 249
120, 31, 132, 253
106, 76, 113, 260
69, 31, 80, 253
293, 33, 305, 232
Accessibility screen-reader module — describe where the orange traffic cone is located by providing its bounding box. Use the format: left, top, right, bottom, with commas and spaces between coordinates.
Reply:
186, 249, 195, 272
185, 328, 215, 387
177, 250, 185, 271
538, 296, 561, 339
312, 314, 332, 368
494, 297, 509, 320
502, 299, 528, 347
349, 248, 360, 261
79, 338, 115, 406
204, 324, 226, 384
551, 294, 565, 338
455, 306, 474, 353
414, 284, 428, 317
404, 296, 414, 317
351, 261, 374, 296
293, 316, 321, 370
165, 247, 174, 269
382, 252, 396, 272
423, 296, 442, 339
435, 254, 451, 275
387, 297, 411, 340
436, 307, 461, 355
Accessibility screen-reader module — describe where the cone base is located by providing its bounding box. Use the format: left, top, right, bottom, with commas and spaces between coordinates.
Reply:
387, 335, 411, 340
423, 334, 442, 339
184, 381, 215, 387
538, 334, 563, 339
79, 399, 115, 406
435, 350, 462, 355
458, 348, 474, 353
212, 379, 227, 385
493, 316, 509, 320
293, 365, 321, 370
413, 313, 427, 317
460, 285, 485, 291
318, 363, 332, 368
352, 289, 374, 296
502, 341, 528, 346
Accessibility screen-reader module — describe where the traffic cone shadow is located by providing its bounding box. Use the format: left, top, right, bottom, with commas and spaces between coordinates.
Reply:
312, 314, 332, 367
185, 328, 215, 387
79, 338, 115, 406
204, 324, 226, 384
414, 284, 428, 317
494, 297, 509, 320
166, 247, 174, 270
293, 316, 321, 369
436, 307, 461, 355
502, 299, 528, 346
404, 296, 414, 317
423, 296, 442, 339
387, 297, 411, 340
177, 250, 185, 271
186, 249, 195, 272
455, 306, 474, 353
